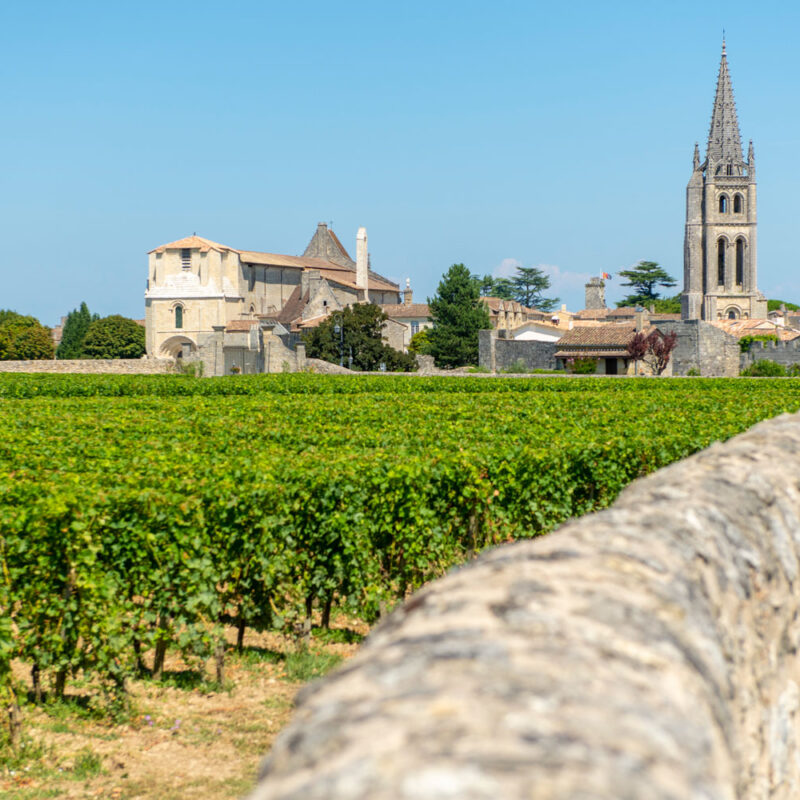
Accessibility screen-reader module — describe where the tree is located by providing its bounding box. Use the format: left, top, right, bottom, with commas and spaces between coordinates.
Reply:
647, 330, 678, 375
57, 302, 98, 359
303, 303, 416, 372
767, 299, 800, 312
473, 266, 558, 310
427, 264, 491, 368
510, 266, 559, 312
82, 315, 146, 359
626, 329, 678, 376
0, 310, 54, 360
617, 261, 677, 307
408, 328, 432, 355
626, 331, 649, 376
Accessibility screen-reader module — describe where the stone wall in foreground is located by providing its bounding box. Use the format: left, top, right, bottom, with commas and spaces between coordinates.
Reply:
248, 412, 800, 800
0, 358, 175, 374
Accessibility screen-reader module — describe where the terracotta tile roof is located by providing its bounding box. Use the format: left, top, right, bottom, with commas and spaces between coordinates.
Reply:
557, 324, 650, 348
710, 319, 800, 341
512, 319, 564, 333
554, 349, 634, 358
239, 250, 398, 293
316, 266, 400, 293
275, 285, 307, 325
239, 251, 323, 268
296, 314, 330, 329
149, 235, 238, 254
380, 303, 431, 318
225, 319, 260, 331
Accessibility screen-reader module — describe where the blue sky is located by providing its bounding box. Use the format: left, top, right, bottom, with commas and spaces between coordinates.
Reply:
2, 0, 800, 324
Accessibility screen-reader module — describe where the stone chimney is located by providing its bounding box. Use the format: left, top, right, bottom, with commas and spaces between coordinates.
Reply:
356, 227, 369, 303
635, 306, 647, 332
404, 278, 413, 306
585, 277, 606, 310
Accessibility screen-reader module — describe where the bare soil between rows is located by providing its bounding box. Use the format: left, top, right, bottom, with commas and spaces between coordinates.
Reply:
0, 618, 367, 800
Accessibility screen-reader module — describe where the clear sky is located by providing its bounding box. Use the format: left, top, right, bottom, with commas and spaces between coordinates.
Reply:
2, 0, 799, 324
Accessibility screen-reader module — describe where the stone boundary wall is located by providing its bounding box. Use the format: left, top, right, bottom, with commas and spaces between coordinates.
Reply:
741, 339, 800, 371
248, 412, 800, 800
0, 358, 175, 374
655, 319, 740, 376
478, 329, 558, 372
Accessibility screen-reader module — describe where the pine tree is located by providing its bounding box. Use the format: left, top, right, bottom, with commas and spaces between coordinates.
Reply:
510, 266, 559, 311
428, 264, 491, 368
57, 302, 96, 359
616, 261, 677, 307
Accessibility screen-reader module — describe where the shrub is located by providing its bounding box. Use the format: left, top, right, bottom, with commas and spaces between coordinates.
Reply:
566, 357, 597, 374
741, 360, 787, 377
501, 358, 530, 374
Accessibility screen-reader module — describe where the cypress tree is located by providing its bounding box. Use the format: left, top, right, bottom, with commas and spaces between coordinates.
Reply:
56, 302, 94, 359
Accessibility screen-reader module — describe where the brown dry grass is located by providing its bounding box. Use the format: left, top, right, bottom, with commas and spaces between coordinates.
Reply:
0, 617, 367, 800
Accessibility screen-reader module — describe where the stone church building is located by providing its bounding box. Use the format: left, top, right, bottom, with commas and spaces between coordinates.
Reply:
682, 41, 767, 321
145, 223, 404, 372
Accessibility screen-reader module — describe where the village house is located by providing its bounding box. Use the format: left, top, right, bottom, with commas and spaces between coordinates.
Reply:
554, 314, 668, 376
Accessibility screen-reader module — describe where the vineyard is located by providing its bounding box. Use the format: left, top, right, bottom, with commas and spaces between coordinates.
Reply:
2, 373, 800, 727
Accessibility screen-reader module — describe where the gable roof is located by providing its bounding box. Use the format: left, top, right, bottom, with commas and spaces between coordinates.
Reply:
556, 324, 651, 348
149, 235, 239, 255
302, 223, 355, 267
380, 303, 431, 318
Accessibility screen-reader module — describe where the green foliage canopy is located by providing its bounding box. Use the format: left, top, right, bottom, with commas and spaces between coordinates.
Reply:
767, 299, 800, 312
408, 328, 432, 355
616, 261, 677, 307
302, 303, 416, 372
428, 264, 491, 367
57, 302, 98, 359
475, 266, 558, 312
82, 315, 146, 359
0, 310, 54, 360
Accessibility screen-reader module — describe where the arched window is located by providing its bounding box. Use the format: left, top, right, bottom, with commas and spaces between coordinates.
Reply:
175, 305, 184, 329
728, 310, 737, 320
717, 239, 726, 285
736, 239, 745, 285
733, 194, 743, 213
727, 164, 733, 176
719, 195, 728, 213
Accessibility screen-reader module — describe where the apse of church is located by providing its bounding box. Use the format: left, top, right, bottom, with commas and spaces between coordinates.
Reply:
681, 41, 767, 322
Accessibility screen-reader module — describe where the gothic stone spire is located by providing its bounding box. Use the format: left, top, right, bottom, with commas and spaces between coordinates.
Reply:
706, 39, 744, 174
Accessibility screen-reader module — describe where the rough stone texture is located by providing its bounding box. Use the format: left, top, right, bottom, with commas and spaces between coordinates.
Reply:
478, 329, 557, 371
248, 412, 800, 800
740, 339, 800, 372
0, 358, 174, 374
656, 319, 740, 376
585, 277, 606, 310
305, 358, 355, 375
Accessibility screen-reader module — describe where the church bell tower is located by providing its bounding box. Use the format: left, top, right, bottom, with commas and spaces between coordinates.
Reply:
681, 41, 767, 321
